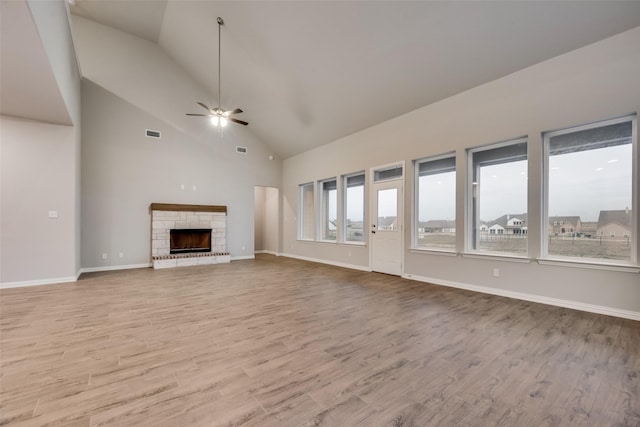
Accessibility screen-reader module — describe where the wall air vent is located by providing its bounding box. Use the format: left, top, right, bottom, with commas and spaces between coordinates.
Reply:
145, 129, 161, 139
236, 146, 248, 154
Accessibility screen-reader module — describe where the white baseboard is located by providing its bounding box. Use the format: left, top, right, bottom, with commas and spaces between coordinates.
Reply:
254, 250, 278, 255
279, 252, 371, 272
403, 273, 640, 321
80, 263, 152, 274
231, 255, 255, 261
1, 275, 78, 289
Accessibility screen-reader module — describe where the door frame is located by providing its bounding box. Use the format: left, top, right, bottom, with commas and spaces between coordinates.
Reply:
369, 161, 405, 275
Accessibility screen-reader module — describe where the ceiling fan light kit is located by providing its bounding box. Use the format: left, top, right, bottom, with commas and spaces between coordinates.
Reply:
186, 16, 248, 136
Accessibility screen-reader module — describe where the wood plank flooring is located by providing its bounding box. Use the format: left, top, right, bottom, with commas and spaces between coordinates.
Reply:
1, 254, 638, 426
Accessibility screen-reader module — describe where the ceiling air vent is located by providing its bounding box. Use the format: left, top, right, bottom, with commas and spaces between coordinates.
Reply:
145, 129, 161, 139
236, 146, 248, 154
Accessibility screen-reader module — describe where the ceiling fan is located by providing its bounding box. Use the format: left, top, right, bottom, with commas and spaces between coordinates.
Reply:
187, 17, 248, 132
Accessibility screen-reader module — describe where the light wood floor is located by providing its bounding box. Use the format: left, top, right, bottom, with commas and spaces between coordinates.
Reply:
1, 255, 638, 426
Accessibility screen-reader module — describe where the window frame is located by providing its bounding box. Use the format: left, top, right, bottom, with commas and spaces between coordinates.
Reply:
298, 182, 315, 241
412, 152, 457, 252
317, 177, 338, 242
466, 137, 529, 256
341, 171, 366, 245
542, 115, 637, 266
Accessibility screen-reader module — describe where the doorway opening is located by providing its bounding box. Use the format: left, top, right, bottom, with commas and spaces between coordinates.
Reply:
370, 163, 404, 275
254, 186, 279, 255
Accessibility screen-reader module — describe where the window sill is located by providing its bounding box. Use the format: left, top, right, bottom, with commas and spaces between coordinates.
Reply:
340, 241, 366, 246
462, 252, 531, 264
409, 248, 458, 257
537, 258, 640, 273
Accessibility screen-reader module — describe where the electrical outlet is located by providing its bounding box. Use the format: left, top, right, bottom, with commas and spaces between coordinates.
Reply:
493, 268, 500, 277
102, 253, 108, 260
119, 252, 124, 258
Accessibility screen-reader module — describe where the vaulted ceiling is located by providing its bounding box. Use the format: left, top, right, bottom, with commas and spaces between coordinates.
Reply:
71, 1, 640, 158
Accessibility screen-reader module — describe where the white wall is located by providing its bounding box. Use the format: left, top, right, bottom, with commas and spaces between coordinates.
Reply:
0, 116, 78, 284
0, 0, 81, 287
282, 27, 640, 317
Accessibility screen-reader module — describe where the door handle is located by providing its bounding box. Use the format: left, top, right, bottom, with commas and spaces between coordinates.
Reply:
371, 230, 376, 234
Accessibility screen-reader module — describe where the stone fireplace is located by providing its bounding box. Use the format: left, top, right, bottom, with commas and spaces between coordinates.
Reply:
150, 203, 230, 269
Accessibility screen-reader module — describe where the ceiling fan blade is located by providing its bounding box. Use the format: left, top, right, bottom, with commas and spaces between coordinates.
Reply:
186, 113, 208, 116
230, 118, 249, 126
197, 102, 212, 112
223, 108, 243, 116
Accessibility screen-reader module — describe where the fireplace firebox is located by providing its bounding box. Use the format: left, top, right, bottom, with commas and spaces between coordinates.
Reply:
170, 229, 212, 254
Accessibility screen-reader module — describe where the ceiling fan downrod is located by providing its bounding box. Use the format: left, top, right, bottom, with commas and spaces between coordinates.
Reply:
217, 17, 223, 113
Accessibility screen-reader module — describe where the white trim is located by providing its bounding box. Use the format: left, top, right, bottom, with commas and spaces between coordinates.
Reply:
80, 263, 152, 274
403, 273, 640, 321
537, 258, 639, 273
231, 255, 255, 261
1, 275, 78, 289
254, 250, 278, 255
462, 252, 531, 264
280, 252, 370, 272
339, 241, 366, 247
409, 248, 459, 257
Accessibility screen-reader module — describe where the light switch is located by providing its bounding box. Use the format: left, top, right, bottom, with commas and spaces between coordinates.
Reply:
48, 210, 58, 218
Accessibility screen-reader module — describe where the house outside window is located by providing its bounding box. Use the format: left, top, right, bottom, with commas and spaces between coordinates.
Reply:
414, 154, 456, 251
343, 172, 365, 243
468, 138, 528, 255
319, 178, 337, 241
544, 115, 635, 264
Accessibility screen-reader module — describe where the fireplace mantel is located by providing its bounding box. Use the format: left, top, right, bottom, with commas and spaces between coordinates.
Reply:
149, 203, 227, 214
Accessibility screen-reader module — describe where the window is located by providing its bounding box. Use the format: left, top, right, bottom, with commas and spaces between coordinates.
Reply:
374, 165, 403, 182
414, 154, 456, 250
319, 179, 337, 241
343, 172, 365, 242
468, 138, 528, 255
298, 183, 314, 240
544, 116, 635, 263
377, 188, 398, 231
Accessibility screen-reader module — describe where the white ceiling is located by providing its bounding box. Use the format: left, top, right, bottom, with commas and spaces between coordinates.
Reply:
70, 1, 640, 158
